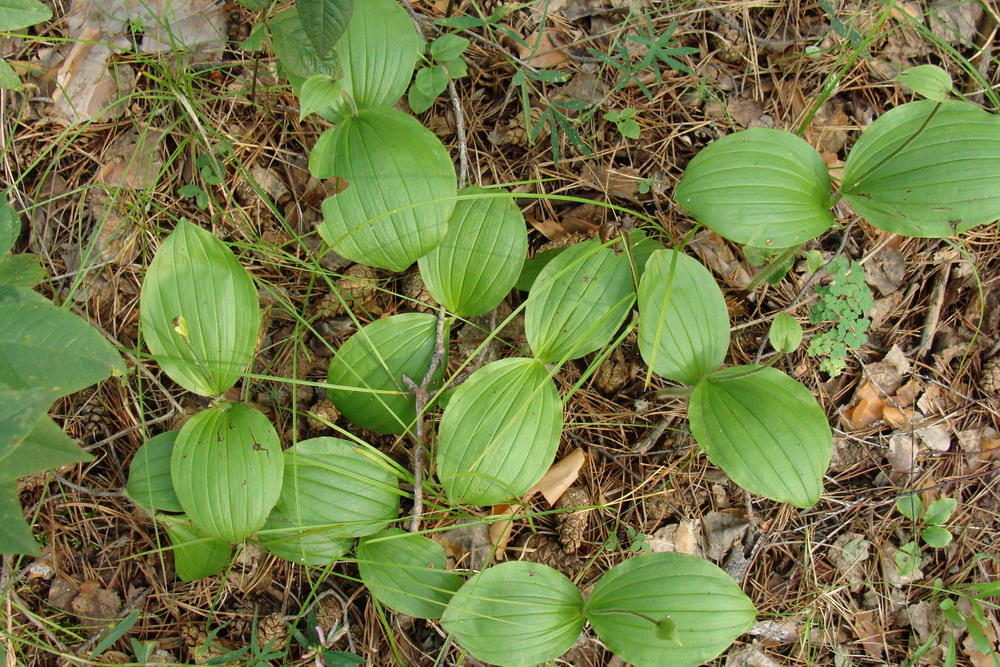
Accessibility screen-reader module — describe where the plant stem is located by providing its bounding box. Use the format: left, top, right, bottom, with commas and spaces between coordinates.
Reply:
747, 243, 801, 291
402, 306, 448, 532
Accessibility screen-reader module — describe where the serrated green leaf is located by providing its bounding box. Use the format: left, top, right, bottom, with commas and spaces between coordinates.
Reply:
0, 253, 45, 287
317, 109, 456, 271
125, 431, 183, 513
895, 494, 923, 522
414, 65, 448, 99
297, 0, 353, 59
418, 187, 527, 317
675, 128, 834, 248
357, 528, 463, 618
841, 100, 1000, 237
139, 220, 260, 397
0, 58, 21, 90
585, 552, 756, 667
258, 437, 399, 566
0, 478, 39, 555
442, 561, 585, 667
0, 0, 52, 31
328, 0, 422, 116
921, 525, 952, 548
430, 34, 469, 62
0, 196, 18, 257
299, 75, 343, 120
0, 298, 124, 396
437, 357, 562, 505
924, 497, 957, 526
157, 514, 232, 582
171, 404, 283, 542
689, 366, 832, 508
326, 313, 445, 435
637, 249, 729, 385
895, 64, 952, 102
525, 239, 635, 363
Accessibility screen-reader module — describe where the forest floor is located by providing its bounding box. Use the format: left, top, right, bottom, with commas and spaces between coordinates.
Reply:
2, 0, 999, 665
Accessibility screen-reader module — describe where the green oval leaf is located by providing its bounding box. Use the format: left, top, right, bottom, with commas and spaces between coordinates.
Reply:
923, 497, 957, 526
415, 65, 448, 99
675, 128, 834, 248
418, 187, 527, 317
331, 0, 422, 114
689, 366, 832, 508
442, 561, 584, 667
125, 431, 183, 513
299, 74, 343, 120
317, 108, 457, 271
258, 437, 400, 565
357, 528, 463, 618
437, 357, 562, 506
157, 514, 232, 582
895, 494, 922, 522
0, 478, 39, 555
585, 552, 757, 667
921, 525, 952, 548
327, 313, 444, 435
0, 0, 52, 31
525, 239, 635, 363
431, 34, 469, 62
0, 298, 124, 396
841, 100, 1000, 237
269, 9, 340, 80
769, 312, 803, 354
297, 0, 353, 59
637, 249, 729, 385
895, 64, 952, 102
171, 403, 283, 542
140, 220, 260, 397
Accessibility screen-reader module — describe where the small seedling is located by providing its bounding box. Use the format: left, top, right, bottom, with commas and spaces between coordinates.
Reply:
604, 108, 641, 139
408, 33, 470, 114
178, 154, 225, 210
894, 494, 958, 577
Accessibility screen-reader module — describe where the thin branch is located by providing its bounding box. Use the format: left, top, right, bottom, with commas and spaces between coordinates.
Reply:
402, 307, 448, 532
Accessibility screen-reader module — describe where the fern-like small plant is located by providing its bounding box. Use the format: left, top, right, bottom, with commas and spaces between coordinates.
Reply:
807, 256, 874, 377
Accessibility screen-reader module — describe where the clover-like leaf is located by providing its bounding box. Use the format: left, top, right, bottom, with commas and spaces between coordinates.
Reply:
675, 128, 834, 248
140, 220, 259, 397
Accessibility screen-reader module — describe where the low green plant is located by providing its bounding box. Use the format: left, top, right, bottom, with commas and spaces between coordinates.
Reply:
407, 33, 470, 114
604, 107, 641, 140
906, 573, 1000, 666
807, 256, 874, 377
894, 494, 958, 577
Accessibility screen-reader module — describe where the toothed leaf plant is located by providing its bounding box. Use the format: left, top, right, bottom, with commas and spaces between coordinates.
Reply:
111, 16, 997, 667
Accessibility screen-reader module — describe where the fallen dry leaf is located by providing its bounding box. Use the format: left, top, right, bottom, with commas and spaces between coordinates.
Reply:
647, 519, 703, 557
95, 128, 165, 190
832, 533, 871, 587
579, 163, 645, 203
853, 609, 887, 659
434, 520, 492, 571
848, 382, 886, 429
888, 433, 920, 478
519, 30, 568, 68
70, 580, 121, 633
749, 619, 800, 647
689, 230, 752, 287
526, 448, 588, 507
724, 646, 784, 667
702, 511, 750, 562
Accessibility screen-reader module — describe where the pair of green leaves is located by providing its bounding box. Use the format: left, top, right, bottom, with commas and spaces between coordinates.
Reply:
408, 33, 470, 114
676, 67, 1000, 245
637, 250, 831, 508
442, 552, 756, 667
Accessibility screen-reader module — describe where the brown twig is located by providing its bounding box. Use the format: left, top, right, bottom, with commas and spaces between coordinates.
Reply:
402, 307, 448, 532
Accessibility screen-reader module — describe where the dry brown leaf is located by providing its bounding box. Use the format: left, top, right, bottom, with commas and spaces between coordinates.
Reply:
647, 520, 703, 557
852, 609, 887, 659
702, 511, 750, 562
526, 448, 588, 506
749, 619, 801, 647
579, 163, 645, 203
928, 0, 982, 45
88, 194, 141, 266
519, 30, 568, 68
848, 382, 886, 429
724, 646, 784, 667
888, 433, 920, 478
882, 406, 914, 428
832, 533, 871, 587
70, 580, 121, 633
434, 520, 493, 571
688, 230, 752, 287
49, 29, 135, 125
95, 129, 165, 190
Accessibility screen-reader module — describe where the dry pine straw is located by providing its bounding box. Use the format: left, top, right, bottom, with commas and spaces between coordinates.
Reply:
2, 0, 999, 664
